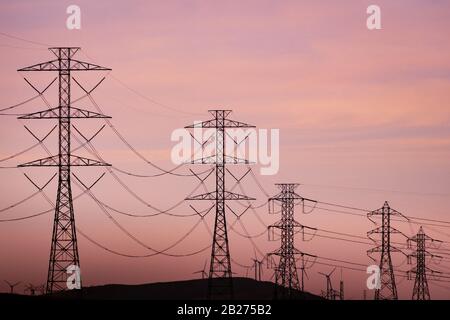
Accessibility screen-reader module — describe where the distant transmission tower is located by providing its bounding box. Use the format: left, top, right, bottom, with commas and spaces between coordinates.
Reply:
18, 47, 111, 293
267, 183, 316, 298
407, 226, 442, 300
185, 110, 255, 299
367, 201, 408, 300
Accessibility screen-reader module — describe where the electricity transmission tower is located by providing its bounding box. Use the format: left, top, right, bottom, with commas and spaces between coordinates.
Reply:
407, 226, 442, 300
267, 183, 316, 298
17, 47, 111, 293
185, 110, 255, 299
367, 201, 408, 300
319, 269, 340, 300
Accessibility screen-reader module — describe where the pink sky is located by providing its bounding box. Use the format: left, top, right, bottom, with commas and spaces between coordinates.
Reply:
0, 0, 450, 299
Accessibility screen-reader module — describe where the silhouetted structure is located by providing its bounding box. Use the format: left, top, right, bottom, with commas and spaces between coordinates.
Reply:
185, 110, 254, 299
252, 258, 263, 281
4, 281, 21, 294
268, 183, 316, 298
367, 201, 407, 300
17, 47, 111, 293
24, 283, 37, 296
193, 261, 208, 279
339, 280, 344, 300
407, 226, 442, 300
319, 269, 340, 300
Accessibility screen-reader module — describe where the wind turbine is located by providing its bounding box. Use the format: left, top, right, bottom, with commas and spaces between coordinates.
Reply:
339, 267, 344, 300
251, 257, 264, 281
4, 280, 21, 294
296, 252, 315, 292
24, 283, 37, 296
319, 268, 339, 300
193, 260, 208, 279
298, 260, 309, 292
36, 284, 45, 295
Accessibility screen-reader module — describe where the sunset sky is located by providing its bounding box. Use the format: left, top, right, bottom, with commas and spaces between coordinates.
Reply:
0, 0, 449, 299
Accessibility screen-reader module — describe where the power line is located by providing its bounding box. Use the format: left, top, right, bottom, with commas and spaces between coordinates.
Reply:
87, 94, 213, 177
70, 128, 212, 215
0, 32, 50, 47
0, 185, 92, 222
0, 190, 43, 214
80, 48, 203, 117
308, 203, 450, 229
73, 175, 210, 257
0, 95, 40, 113
77, 227, 210, 258
302, 182, 450, 197
315, 200, 450, 226
0, 207, 52, 222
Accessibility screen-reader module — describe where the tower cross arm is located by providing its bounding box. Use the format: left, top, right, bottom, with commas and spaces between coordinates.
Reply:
269, 193, 311, 202
18, 59, 60, 71
17, 59, 110, 72
70, 59, 111, 71
186, 191, 255, 201
18, 155, 111, 167
18, 106, 111, 119
185, 119, 255, 129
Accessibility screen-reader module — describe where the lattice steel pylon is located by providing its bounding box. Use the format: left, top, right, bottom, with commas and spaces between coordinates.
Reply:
185, 110, 255, 299
367, 201, 408, 300
267, 183, 316, 299
17, 47, 111, 293
407, 226, 442, 300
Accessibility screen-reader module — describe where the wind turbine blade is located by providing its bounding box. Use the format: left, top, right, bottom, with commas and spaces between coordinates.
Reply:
330, 267, 337, 276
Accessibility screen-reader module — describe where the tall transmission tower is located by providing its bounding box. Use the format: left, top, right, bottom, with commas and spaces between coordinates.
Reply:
17, 47, 111, 293
267, 183, 316, 298
185, 110, 255, 299
367, 201, 408, 300
407, 226, 442, 300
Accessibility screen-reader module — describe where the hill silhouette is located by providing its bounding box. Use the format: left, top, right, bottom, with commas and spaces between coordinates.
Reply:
0, 278, 322, 300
